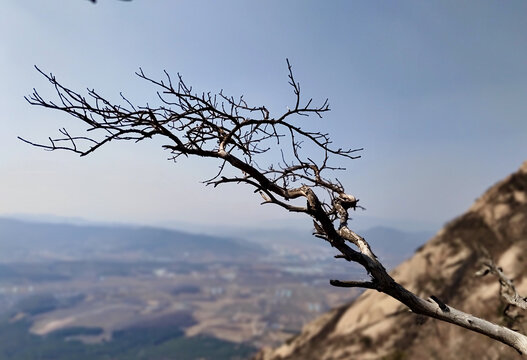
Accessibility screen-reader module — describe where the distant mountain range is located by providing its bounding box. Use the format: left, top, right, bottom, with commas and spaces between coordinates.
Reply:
0, 218, 264, 263
0, 216, 432, 268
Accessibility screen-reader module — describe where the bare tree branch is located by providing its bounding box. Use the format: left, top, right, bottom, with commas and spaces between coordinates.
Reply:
21, 60, 527, 355
330, 280, 378, 289
476, 248, 527, 310
476, 247, 527, 331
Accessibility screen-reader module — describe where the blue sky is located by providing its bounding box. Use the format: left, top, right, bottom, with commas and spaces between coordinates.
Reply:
1, 1, 526, 232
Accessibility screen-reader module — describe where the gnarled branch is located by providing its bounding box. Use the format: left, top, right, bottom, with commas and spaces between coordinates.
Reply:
21, 60, 527, 355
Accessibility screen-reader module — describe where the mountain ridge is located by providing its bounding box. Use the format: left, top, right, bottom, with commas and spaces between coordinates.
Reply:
255, 160, 527, 360
0, 217, 263, 263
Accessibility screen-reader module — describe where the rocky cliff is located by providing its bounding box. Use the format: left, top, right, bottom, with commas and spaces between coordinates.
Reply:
255, 161, 527, 360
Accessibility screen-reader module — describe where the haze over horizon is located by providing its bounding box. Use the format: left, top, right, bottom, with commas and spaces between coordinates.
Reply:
2, 1, 526, 232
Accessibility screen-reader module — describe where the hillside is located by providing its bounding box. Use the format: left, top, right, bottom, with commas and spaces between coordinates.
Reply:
255, 161, 527, 360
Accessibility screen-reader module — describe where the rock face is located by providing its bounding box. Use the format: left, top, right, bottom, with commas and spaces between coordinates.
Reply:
255, 161, 527, 360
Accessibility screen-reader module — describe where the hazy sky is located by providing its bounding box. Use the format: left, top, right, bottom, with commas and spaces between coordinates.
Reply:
1, 1, 526, 232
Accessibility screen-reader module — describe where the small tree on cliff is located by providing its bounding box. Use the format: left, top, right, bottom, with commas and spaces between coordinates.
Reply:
21, 61, 527, 354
